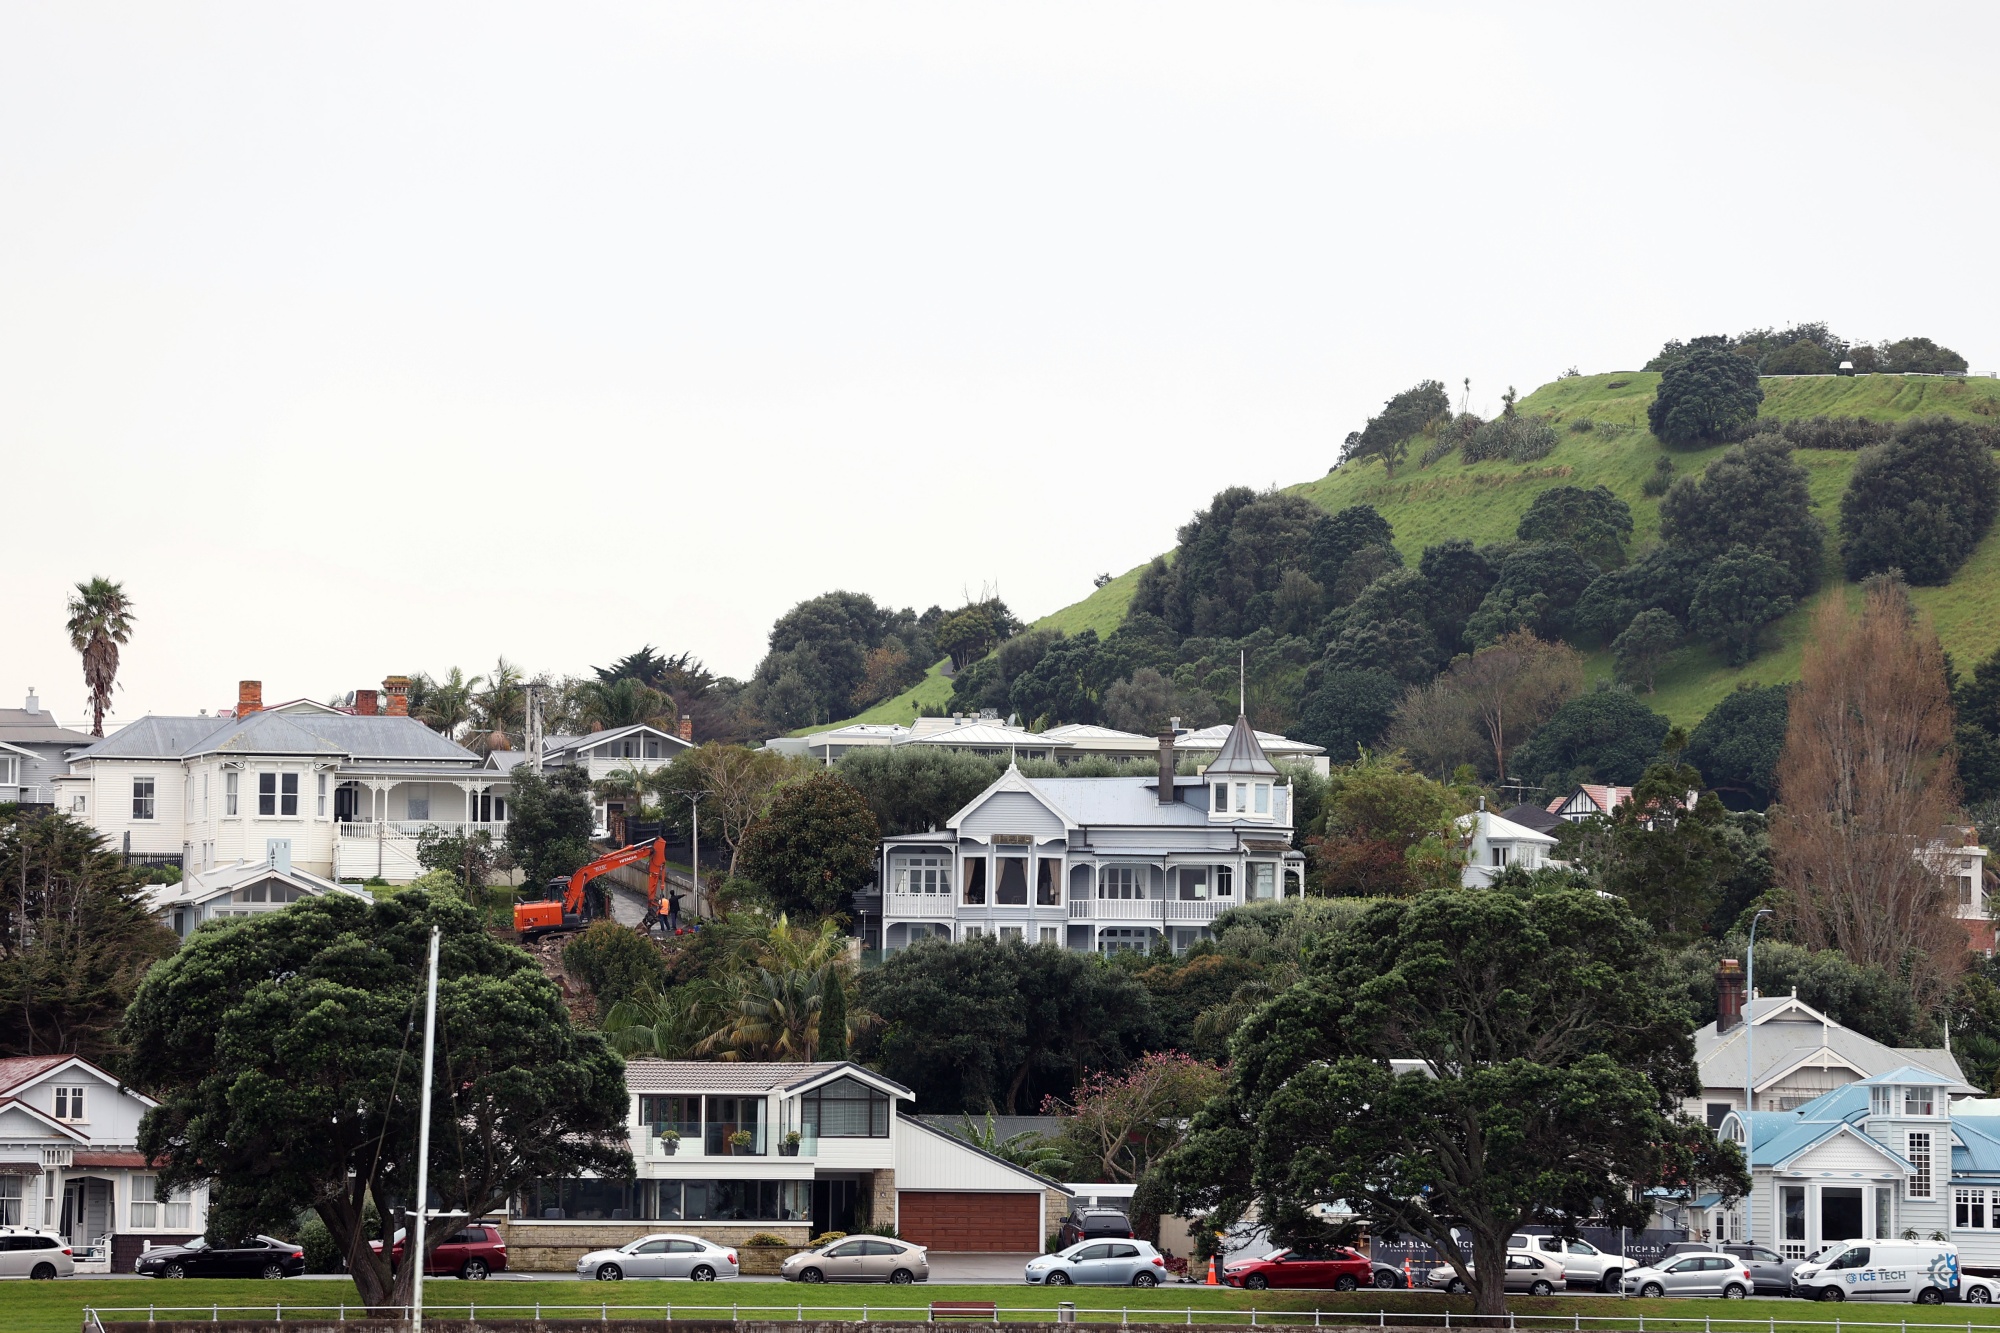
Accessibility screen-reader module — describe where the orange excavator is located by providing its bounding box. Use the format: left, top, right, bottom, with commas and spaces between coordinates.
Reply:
514, 838, 676, 940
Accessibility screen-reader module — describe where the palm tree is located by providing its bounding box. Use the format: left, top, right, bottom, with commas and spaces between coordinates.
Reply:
604, 984, 724, 1060
415, 667, 480, 737
958, 1113, 1073, 1179
580, 677, 675, 731
700, 966, 825, 1061
64, 578, 136, 736
473, 657, 526, 738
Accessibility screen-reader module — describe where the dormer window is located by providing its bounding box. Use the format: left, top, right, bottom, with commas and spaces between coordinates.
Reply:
1254, 783, 1270, 815
1871, 1086, 1894, 1117
1212, 784, 1228, 814
1905, 1086, 1936, 1117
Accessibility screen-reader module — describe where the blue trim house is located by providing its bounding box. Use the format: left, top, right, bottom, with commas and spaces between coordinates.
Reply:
1718, 1065, 1994, 1263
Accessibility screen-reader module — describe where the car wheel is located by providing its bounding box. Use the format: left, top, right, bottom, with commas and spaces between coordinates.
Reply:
890, 1269, 915, 1285
1917, 1287, 1944, 1306
1133, 1272, 1158, 1288
1820, 1286, 1845, 1303
799, 1267, 824, 1284
30, 1263, 57, 1281
1375, 1270, 1401, 1289
1599, 1272, 1622, 1294
461, 1259, 489, 1281
1529, 1280, 1554, 1297
1335, 1275, 1359, 1292
1244, 1274, 1268, 1291
1723, 1284, 1747, 1300
1447, 1279, 1468, 1295
261, 1263, 286, 1280
1046, 1271, 1071, 1286
162, 1263, 187, 1279
1969, 1285, 1994, 1305
596, 1263, 624, 1281
1640, 1283, 1664, 1299
692, 1265, 717, 1282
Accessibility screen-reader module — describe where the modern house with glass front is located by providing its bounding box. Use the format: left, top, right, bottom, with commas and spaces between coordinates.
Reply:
873, 713, 1306, 956
501, 1060, 1068, 1269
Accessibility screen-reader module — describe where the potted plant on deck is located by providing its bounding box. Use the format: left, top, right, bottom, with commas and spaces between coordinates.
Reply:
658, 1129, 680, 1156
729, 1129, 753, 1155
779, 1131, 802, 1157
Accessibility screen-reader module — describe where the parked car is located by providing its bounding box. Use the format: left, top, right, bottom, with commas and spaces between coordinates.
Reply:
1713, 1244, 1798, 1295
1057, 1209, 1134, 1248
1620, 1252, 1756, 1299
1961, 1273, 2000, 1305
781, 1236, 928, 1284
1368, 1259, 1408, 1289
1223, 1246, 1373, 1291
368, 1224, 509, 1280
135, 1236, 306, 1280
576, 1233, 739, 1281
1789, 1240, 1961, 1304
1027, 1240, 1168, 1287
1510, 1234, 1624, 1292
0, 1229, 74, 1280
1426, 1251, 1565, 1296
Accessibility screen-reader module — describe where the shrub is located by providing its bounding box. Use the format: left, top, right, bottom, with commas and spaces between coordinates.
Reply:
1640, 456, 1676, 498
1775, 415, 1893, 451
1465, 414, 1559, 463
1569, 417, 1595, 433
746, 1233, 791, 1247
1838, 415, 2000, 585
297, 1214, 342, 1274
562, 919, 669, 1017
1659, 434, 1824, 595
1647, 347, 1764, 446
811, 1232, 849, 1246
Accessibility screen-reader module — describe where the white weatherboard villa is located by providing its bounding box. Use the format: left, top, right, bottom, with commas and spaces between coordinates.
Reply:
875, 712, 1306, 955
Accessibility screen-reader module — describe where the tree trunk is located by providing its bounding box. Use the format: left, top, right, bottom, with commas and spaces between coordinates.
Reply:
1470, 1227, 1511, 1320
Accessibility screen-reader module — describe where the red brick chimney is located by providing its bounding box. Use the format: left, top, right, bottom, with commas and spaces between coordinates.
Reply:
678, 716, 693, 743
238, 681, 263, 716
1717, 957, 1746, 1033
382, 676, 410, 717
353, 689, 379, 716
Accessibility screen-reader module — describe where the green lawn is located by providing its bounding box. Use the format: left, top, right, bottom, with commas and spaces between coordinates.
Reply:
33, 1278, 2000, 1333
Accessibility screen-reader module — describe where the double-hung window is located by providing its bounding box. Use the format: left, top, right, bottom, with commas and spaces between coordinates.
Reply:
1036, 858, 1060, 906
132, 778, 155, 821
1254, 783, 1271, 815
898, 856, 950, 895
259, 772, 297, 816
316, 773, 327, 817
1957, 1187, 1989, 1230
1211, 784, 1228, 814
53, 1086, 85, 1121
225, 771, 239, 816
1908, 1131, 1933, 1197
1099, 866, 1140, 899
0, 1174, 20, 1226
1215, 866, 1234, 897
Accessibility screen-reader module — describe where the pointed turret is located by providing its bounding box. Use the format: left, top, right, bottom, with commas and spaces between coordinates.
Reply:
1204, 712, 1277, 779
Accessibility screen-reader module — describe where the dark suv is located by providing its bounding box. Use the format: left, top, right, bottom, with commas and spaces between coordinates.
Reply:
1058, 1210, 1134, 1249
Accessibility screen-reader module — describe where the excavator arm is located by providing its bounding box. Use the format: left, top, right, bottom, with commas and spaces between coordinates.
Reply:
514, 838, 666, 939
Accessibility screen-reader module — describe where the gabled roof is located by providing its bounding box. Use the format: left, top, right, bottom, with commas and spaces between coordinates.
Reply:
1952, 1113, 2000, 1177
0, 1056, 71, 1095
545, 724, 692, 759
72, 710, 482, 764
1457, 808, 1559, 846
1724, 1085, 1915, 1173
148, 859, 367, 910
1549, 784, 1633, 816
1694, 995, 1972, 1092
947, 765, 1080, 832
1202, 714, 1278, 779
71, 715, 234, 760
0, 707, 97, 747
623, 1059, 913, 1098
185, 711, 346, 759
899, 1112, 1072, 1192
1864, 1065, 1964, 1086
0, 1097, 91, 1143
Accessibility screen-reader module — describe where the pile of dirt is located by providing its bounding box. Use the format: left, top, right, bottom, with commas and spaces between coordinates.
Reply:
520, 931, 598, 1025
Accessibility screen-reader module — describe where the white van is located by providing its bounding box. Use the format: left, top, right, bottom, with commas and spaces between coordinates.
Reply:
1789, 1241, 1961, 1303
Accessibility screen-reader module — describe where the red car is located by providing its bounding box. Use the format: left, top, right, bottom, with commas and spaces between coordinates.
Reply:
368, 1224, 508, 1280
1225, 1247, 1374, 1291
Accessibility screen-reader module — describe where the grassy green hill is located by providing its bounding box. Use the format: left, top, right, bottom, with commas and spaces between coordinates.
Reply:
817, 372, 2000, 732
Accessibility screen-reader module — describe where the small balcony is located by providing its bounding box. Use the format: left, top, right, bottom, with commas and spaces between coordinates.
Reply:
638, 1125, 818, 1161
883, 892, 957, 921
336, 819, 508, 839
1069, 897, 1235, 923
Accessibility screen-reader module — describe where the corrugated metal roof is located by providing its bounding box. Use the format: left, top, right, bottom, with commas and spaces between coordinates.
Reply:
1176, 723, 1323, 757
70, 715, 234, 759
1696, 996, 1972, 1091
73, 710, 480, 763
0, 708, 98, 746
1030, 777, 1213, 827
186, 712, 347, 757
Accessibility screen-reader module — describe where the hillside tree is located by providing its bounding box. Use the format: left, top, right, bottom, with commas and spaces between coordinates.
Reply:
1343, 380, 1451, 477
1689, 546, 1797, 665
737, 772, 881, 921
1647, 347, 1764, 446
1516, 485, 1635, 568
1685, 684, 1791, 811
1659, 434, 1825, 595
1611, 609, 1683, 692
1511, 684, 1670, 794
1839, 416, 2000, 585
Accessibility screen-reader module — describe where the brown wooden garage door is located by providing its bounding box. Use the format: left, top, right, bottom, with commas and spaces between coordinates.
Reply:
898, 1191, 1039, 1251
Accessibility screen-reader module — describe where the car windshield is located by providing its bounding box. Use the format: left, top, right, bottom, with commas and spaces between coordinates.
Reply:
184, 1239, 209, 1251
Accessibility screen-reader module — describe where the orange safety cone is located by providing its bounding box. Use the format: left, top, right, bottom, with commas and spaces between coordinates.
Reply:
1404, 1257, 1413, 1288
1206, 1255, 1219, 1286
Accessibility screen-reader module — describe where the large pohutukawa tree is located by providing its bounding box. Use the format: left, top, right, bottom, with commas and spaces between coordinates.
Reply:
1151, 883, 1745, 1318
120, 890, 630, 1314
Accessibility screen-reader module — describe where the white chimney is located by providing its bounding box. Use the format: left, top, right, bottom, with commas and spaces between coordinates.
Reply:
23, 690, 39, 715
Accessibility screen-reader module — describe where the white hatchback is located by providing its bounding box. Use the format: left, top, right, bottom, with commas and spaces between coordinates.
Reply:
575, 1234, 739, 1281
0, 1229, 74, 1280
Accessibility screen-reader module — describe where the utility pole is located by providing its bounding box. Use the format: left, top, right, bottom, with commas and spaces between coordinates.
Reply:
411, 927, 440, 1333
1744, 908, 1774, 1245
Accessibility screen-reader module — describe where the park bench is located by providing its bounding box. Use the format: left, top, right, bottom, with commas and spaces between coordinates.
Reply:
931, 1300, 1000, 1321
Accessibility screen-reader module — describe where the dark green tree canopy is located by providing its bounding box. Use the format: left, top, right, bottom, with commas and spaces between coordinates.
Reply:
1465, 542, 1599, 645
1953, 646, 2000, 806
1416, 539, 1499, 655
1009, 628, 1104, 726
1152, 885, 1741, 1316
737, 772, 880, 921
1307, 505, 1402, 600
1561, 760, 1735, 943
1684, 683, 1790, 811
1659, 434, 1825, 595
503, 764, 595, 887
1516, 485, 1635, 568
1572, 547, 1704, 642
1647, 347, 1764, 446
835, 746, 1002, 837
1839, 416, 2000, 585
858, 937, 1159, 1114
120, 890, 629, 1314
1689, 546, 1796, 665
1511, 683, 1670, 793
1296, 669, 1402, 763
1343, 380, 1450, 476
1611, 608, 1683, 693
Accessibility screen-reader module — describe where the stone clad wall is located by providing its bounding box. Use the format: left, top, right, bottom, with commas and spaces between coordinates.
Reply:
496, 1221, 813, 1273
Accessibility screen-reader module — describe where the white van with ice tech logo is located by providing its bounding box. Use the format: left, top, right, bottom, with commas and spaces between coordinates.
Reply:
1790, 1241, 1961, 1303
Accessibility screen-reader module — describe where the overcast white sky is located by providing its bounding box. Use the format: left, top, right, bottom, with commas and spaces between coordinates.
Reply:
5, 3, 1997, 727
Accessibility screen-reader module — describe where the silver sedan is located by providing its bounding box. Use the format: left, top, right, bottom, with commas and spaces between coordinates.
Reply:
1026, 1240, 1167, 1287
576, 1234, 739, 1281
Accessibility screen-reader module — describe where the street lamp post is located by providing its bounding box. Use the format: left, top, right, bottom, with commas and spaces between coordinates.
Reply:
1744, 907, 1774, 1245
